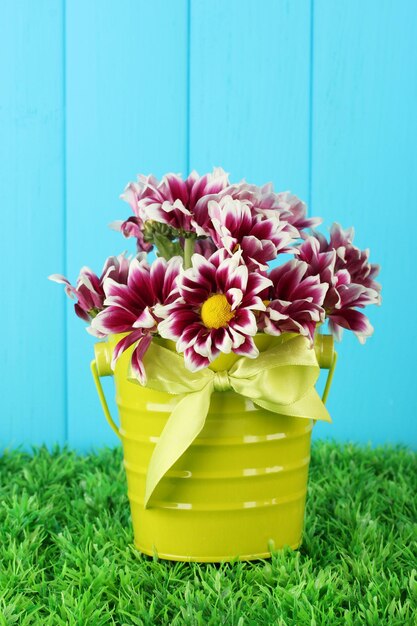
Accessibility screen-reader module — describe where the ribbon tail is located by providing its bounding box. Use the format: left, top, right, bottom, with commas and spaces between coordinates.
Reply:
254, 387, 332, 423
144, 382, 214, 508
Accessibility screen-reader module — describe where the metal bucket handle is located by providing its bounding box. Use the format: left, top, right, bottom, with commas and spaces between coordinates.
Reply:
91, 335, 337, 438
90, 342, 121, 438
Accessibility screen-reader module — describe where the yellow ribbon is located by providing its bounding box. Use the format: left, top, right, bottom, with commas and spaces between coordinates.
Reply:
131, 334, 331, 508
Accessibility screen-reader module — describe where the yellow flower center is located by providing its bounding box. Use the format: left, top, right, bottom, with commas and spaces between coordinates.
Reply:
200, 294, 235, 329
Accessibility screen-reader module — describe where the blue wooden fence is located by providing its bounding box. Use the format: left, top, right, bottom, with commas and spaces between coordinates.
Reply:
1, 0, 416, 450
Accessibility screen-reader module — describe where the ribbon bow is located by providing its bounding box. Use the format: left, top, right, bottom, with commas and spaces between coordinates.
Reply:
133, 334, 331, 508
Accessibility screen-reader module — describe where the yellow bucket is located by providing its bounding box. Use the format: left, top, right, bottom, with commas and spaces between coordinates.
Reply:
91, 333, 336, 562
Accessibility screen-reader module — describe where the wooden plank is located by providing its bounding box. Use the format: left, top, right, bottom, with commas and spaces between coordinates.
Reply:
0, 1, 66, 448
66, 0, 189, 449
311, 0, 417, 445
189, 0, 312, 199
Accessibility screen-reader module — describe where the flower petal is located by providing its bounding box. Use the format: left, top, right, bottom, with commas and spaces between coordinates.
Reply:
183, 347, 210, 372
130, 334, 153, 384
233, 336, 259, 358
111, 330, 144, 369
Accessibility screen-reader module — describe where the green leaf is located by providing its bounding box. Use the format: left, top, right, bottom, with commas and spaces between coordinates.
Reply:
153, 233, 182, 260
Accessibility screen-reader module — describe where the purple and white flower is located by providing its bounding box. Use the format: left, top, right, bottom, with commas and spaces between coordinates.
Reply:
91, 256, 182, 382
231, 183, 321, 234
302, 225, 381, 297
193, 237, 218, 259
326, 280, 376, 343
262, 259, 328, 343
327, 223, 382, 297
156, 250, 272, 371
299, 227, 381, 342
110, 216, 153, 253
49, 254, 130, 336
205, 195, 298, 269
263, 190, 322, 232
50, 169, 382, 357
120, 167, 231, 234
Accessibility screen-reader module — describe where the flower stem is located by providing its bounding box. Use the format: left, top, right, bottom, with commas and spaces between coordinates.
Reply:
183, 237, 194, 269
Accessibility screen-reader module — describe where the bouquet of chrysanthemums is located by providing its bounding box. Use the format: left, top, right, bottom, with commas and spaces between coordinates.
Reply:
50, 168, 381, 384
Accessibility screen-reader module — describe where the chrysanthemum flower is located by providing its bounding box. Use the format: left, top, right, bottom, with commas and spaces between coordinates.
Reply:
303, 224, 381, 297
156, 250, 272, 371
265, 190, 322, 232
299, 235, 340, 309
193, 237, 218, 259
299, 228, 381, 342
91, 256, 182, 382
110, 216, 153, 253
262, 259, 328, 343
230, 183, 321, 234
120, 167, 231, 234
205, 196, 298, 269
328, 223, 382, 298
327, 280, 376, 343
299, 235, 335, 278
49, 254, 130, 336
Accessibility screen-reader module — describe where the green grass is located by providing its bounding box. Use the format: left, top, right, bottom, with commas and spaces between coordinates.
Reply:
0, 442, 416, 626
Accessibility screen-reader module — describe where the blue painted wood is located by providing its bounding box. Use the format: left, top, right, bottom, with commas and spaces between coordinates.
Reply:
2, 0, 416, 449
189, 0, 312, 200
65, 0, 189, 449
0, 1, 66, 449
311, 0, 417, 446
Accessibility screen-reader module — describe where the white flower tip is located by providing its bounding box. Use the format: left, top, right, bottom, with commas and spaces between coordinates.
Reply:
136, 251, 148, 264
86, 326, 104, 339
48, 273, 61, 282
246, 346, 260, 359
